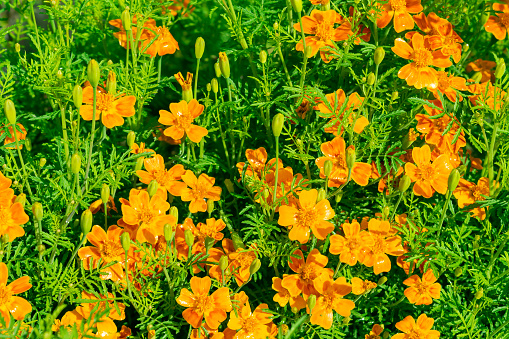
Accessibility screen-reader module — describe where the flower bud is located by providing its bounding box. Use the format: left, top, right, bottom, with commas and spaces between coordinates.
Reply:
15, 43, 20, 53
87, 59, 100, 88
73, 84, 83, 109
399, 175, 411, 193
147, 180, 158, 198
307, 294, 316, 313
204, 236, 215, 251
481, 11, 490, 26
32, 202, 43, 222
135, 157, 145, 171
272, 113, 285, 138
374, 47, 385, 65
4, 99, 16, 125
214, 62, 222, 78
127, 131, 135, 148
383, 332, 390, 339
80, 210, 93, 235
454, 267, 463, 277
224, 179, 234, 193
195, 37, 205, 59
475, 288, 483, 299
377, 276, 387, 285
121, 8, 131, 31
335, 191, 343, 203
232, 231, 245, 250
290, 0, 302, 13
346, 147, 356, 170
367, 72, 376, 86
259, 50, 267, 64
170, 206, 179, 221
207, 199, 214, 215
273, 22, 279, 31
448, 169, 460, 192
219, 255, 228, 271
323, 160, 333, 177
382, 206, 390, 220
305, 45, 313, 58
249, 258, 261, 275
391, 91, 399, 101
184, 229, 194, 248
316, 188, 326, 202
101, 183, 110, 204
38, 244, 46, 254
107, 60, 113, 66
472, 72, 483, 83
106, 71, 116, 96
206, 83, 211, 92
25, 137, 32, 151
121, 232, 130, 251
495, 59, 506, 79
71, 153, 81, 174
39, 158, 47, 168
15, 194, 26, 207
211, 78, 219, 93
342, 316, 351, 325
218, 52, 230, 79
280, 324, 289, 335
164, 224, 173, 241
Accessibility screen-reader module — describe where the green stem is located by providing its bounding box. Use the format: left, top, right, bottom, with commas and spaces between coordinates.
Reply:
227, 81, 236, 163
296, 11, 308, 89
84, 86, 98, 190
214, 92, 231, 170
158, 55, 163, 84
63, 234, 87, 269
12, 124, 32, 198
60, 104, 70, 166
437, 190, 452, 237
194, 58, 201, 99
277, 43, 293, 87
390, 191, 404, 221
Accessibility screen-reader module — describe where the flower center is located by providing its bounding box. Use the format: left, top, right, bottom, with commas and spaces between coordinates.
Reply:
471, 186, 487, 201
0, 284, 12, 306
314, 20, 335, 42
96, 92, 114, 112
191, 183, 207, 201
174, 108, 194, 130
413, 48, 433, 68
237, 251, 256, 269
321, 292, 336, 310
152, 169, 171, 187
416, 164, 434, 181
390, 0, 407, 11
138, 209, 155, 225
437, 73, 451, 90
414, 281, 429, 295
296, 209, 318, 227
194, 294, 214, 314
408, 329, 426, 339
345, 237, 359, 251
371, 235, 388, 255
299, 264, 317, 284
432, 116, 451, 132
241, 317, 258, 334
499, 13, 509, 28
100, 241, 123, 261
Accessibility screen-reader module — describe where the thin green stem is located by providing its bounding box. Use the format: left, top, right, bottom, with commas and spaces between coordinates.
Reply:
296, 11, 308, 89
60, 104, 70, 166
437, 190, 452, 237
13, 124, 32, 198
84, 86, 98, 190
194, 58, 201, 99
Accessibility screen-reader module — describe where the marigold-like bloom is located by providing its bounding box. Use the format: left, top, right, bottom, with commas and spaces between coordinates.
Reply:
176, 276, 232, 329
79, 87, 136, 129
403, 269, 441, 305
75, 291, 126, 335
131, 142, 155, 155
392, 314, 440, 339
281, 249, 333, 298
376, 0, 423, 33
310, 274, 355, 329
1, 123, 27, 150
405, 145, 452, 198
136, 154, 187, 195
89, 195, 117, 215
176, 72, 193, 91
187, 218, 226, 253
0, 262, 32, 324
109, 17, 155, 49
485, 1, 509, 40
365, 324, 384, 339
236, 147, 268, 179
141, 25, 179, 57
329, 220, 371, 266
293, 10, 351, 62
208, 239, 258, 286
278, 189, 335, 244
429, 71, 467, 102
272, 277, 306, 310
392, 33, 452, 89
415, 100, 466, 152
453, 177, 491, 220
0, 179, 28, 242
351, 277, 377, 295
316, 136, 372, 187
361, 218, 404, 275
468, 81, 507, 110
163, 0, 195, 17
178, 171, 222, 213
159, 99, 208, 143
227, 301, 273, 339
466, 59, 496, 83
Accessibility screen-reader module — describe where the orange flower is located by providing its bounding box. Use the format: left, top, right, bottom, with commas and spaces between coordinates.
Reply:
131, 142, 155, 155
361, 218, 404, 275
227, 301, 273, 339
351, 277, 377, 295
415, 99, 466, 152
1, 123, 27, 150
178, 171, 222, 213
0, 178, 29, 242
281, 249, 332, 298
278, 189, 335, 244
392, 314, 440, 339
186, 218, 226, 253
89, 195, 117, 215
404, 145, 452, 198
429, 71, 467, 102
109, 17, 155, 49
0, 262, 32, 324
310, 274, 355, 329
78, 225, 126, 281
120, 189, 175, 243
392, 33, 452, 89
136, 154, 187, 196
79, 87, 136, 129
316, 136, 372, 187
293, 10, 351, 62
403, 269, 441, 305
159, 99, 207, 143
176, 72, 193, 91
453, 177, 491, 220
365, 324, 384, 339
163, 0, 195, 17
236, 147, 268, 179
485, 1, 509, 40
376, 0, 423, 33
209, 239, 258, 286
176, 276, 232, 329
329, 220, 371, 266
271, 277, 306, 310
316, 89, 368, 135
261, 165, 304, 210
468, 81, 507, 110
75, 291, 125, 335
141, 25, 179, 57
466, 59, 496, 83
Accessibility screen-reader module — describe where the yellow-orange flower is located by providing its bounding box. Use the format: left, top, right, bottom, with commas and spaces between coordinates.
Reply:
403, 269, 441, 305
178, 171, 222, 213
159, 99, 208, 143
392, 33, 452, 89
365, 324, 384, 339
136, 154, 187, 196
75, 291, 125, 336
79, 87, 136, 129
1, 123, 27, 150
376, 0, 423, 33
468, 81, 507, 110
485, 1, 509, 40
0, 262, 32, 324
176, 276, 232, 329
310, 273, 355, 329
329, 220, 371, 266
141, 25, 179, 57
429, 71, 467, 102
392, 314, 440, 339
351, 277, 377, 295
131, 142, 155, 155
271, 277, 306, 310
236, 147, 268, 179
109, 17, 155, 49
466, 59, 496, 83
278, 189, 335, 244
227, 300, 273, 339
404, 145, 452, 198
0, 173, 29, 242
453, 177, 491, 220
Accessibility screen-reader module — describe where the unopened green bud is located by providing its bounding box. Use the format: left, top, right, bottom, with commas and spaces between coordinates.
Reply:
211, 78, 219, 94
335, 191, 343, 203
80, 210, 93, 235
367, 72, 375, 86
272, 113, 285, 138
342, 316, 351, 325
1, 234, 9, 244
204, 236, 215, 251
106, 71, 116, 96
249, 258, 261, 275
481, 11, 490, 26
101, 183, 110, 203
87, 59, 100, 88
4, 99, 16, 125
448, 169, 460, 192
305, 45, 313, 58
184, 229, 194, 248
316, 188, 326, 202
219, 255, 228, 271
206, 83, 211, 92
374, 47, 385, 65
39, 158, 47, 168
307, 294, 316, 313
382, 206, 390, 220
15, 43, 20, 53
25, 137, 32, 151
218, 52, 230, 79
147, 180, 158, 198
475, 288, 483, 299
121, 232, 130, 251
38, 244, 46, 254
224, 179, 234, 193
207, 199, 214, 215
135, 157, 144, 172
214, 62, 222, 78
324, 160, 333, 177
121, 8, 131, 31
195, 37, 205, 59
232, 231, 245, 250
273, 22, 279, 31
107, 60, 113, 66
73, 85, 83, 109
15, 194, 26, 207
399, 175, 412, 193
32, 202, 43, 222
57, 69, 63, 79
71, 154, 81, 174
164, 224, 173, 241
259, 50, 267, 64
495, 59, 506, 79
377, 276, 387, 285
127, 131, 135, 148
472, 72, 483, 83
290, 0, 302, 13
391, 91, 399, 101
346, 147, 356, 170
170, 206, 179, 221
454, 267, 463, 277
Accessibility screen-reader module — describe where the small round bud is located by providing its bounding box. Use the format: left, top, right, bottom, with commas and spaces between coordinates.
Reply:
448, 169, 460, 192
290, 0, 302, 13
73, 85, 83, 109
121, 232, 130, 251
80, 210, 93, 235
207, 199, 214, 215
259, 50, 267, 64
39, 158, 47, 168
206, 83, 211, 92
346, 147, 356, 170
147, 180, 158, 198
218, 52, 230, 79
15, 194, 26, 207
25, 137, 32, 151
335, 191, 343, 203
472, 72, 483, 83
184, 229, 194, 248
232, 231, 245, 250
214, 62, 222, 78
342, 316, 351, 325
495, 59, 506, 79
195, 37, 205, 59
377, 276, 387, 286
324, 160, 333, 177
219, 255, 228, 271
127, 131, 135, 148
249, 258, 261, 275
305, 45, 313, 58
135, 157, 145, 172
374, 47, 385, 65
382, 206, 390, 220
316, 188, 326, 202
273, 22, 279, 31
32, 202, 43, 222
106, 71, 117, 96
121, 8, 131, 31
164, 224, 174, 241
71, 153, 81, 175
454, 267, 463, 277
224, 179, 234, 193
272, 113, 285, 138
101, 183, 110, 204
399, 175, 412, 193
211, 78, 219, 94
4, 99, 17, 125
367, 72, 376, 86
280, 324, 289, 335
107, 60, 113, 66
307, 294, 317, 312
38, 244, 46, 254
169, 206, 179, 221
87, 59, 100, 88
205, 236, 215, 251
15, 43, 20, 53
475, 288, 483, 299
391, 91, 399, 101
